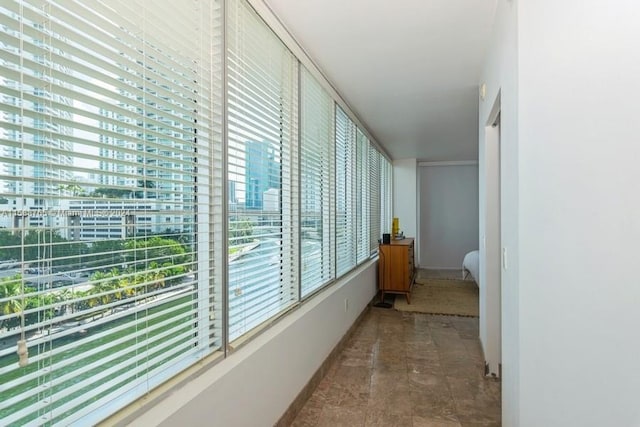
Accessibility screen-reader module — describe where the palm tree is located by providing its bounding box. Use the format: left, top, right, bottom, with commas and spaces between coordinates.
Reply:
117, 275, 136, 298
23, 291, 55, 326
54, 287, 73, 315
0, 275, 23, 330
90, 270, 119, 306
58, 183, 84, 197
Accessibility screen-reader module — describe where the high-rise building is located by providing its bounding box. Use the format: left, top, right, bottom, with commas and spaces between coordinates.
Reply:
0, 21, 73, 230
97, 108, 137, 189
1, 20, 194, 237
244, 140, 280, 210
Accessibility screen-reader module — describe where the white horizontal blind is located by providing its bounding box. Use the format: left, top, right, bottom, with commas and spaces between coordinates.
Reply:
300, 68, 334, 297
227, 0, 299, 341
355, 128, 369, 263
369, 145, 381, 253
335, 107, 356, 276
0, 0, 221, 425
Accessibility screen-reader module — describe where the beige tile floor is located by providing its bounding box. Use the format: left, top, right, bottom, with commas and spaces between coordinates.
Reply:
290, 269, 501, 427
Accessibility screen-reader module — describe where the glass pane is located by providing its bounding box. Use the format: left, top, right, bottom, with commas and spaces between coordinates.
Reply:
227, 0, 298, 341
335, 107, 356, 276
0, 1, 221, 424
300, 68, 334, 297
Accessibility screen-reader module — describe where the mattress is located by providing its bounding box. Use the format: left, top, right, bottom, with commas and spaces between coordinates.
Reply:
462, 250, 479, 285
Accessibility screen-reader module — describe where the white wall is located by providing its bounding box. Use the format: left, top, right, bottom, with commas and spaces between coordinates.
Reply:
126, 262, 378, 426
482, 1, 640, 426
479, 0, 519, 425
516, 1, 640, 426
393, 158, 418, 261
418, 163, 479, 269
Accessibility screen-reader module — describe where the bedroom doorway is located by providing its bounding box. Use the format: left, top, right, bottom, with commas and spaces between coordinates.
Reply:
482, 94, 502, 377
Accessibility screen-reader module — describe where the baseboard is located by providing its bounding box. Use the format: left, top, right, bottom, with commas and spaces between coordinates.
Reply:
274, 301, 373, 427
421, 266, 461, 271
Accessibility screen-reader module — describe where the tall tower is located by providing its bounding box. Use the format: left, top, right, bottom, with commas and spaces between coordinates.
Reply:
245, 140, 280, 210
98, 108, 137, 189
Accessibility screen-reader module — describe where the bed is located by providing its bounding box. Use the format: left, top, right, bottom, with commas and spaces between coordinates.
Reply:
462, 250, 479, 285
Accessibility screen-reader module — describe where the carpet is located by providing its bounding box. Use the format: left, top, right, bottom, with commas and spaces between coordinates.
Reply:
394, 278, 479, 317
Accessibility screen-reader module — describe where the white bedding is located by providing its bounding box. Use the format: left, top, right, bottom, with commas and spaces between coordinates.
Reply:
462, 250, 479, 285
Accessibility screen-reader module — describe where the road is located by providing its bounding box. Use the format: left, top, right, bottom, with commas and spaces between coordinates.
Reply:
0, 239, 322, 341
228, 239, 320, 339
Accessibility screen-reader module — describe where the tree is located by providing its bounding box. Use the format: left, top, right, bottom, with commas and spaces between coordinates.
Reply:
54, 287, 74, 316
1, 229, 87, 265
0, 275, 23, 330
58, 184, 85, 197
84, 239, 126, 269
123, 237, 189, 287
91, 188, 133, 199
23, 291, 54, 326
0, 230, 21, 260
89, 269, 123, 306
124, 237, 189, 267
141, 264, 166, 292
23, 229, 88, 266
135, 229, 192, 245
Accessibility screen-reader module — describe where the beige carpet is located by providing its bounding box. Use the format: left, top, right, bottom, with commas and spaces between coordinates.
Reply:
394, 278, 479, 317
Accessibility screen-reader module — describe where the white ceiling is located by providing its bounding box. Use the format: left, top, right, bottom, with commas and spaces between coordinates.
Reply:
263, 0, 497, 161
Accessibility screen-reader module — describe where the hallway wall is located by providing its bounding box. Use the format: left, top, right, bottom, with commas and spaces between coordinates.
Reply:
128, 262, 378, 426
393, 158, 419, 263
515, 1, 640, 426
481, 1, 640, 426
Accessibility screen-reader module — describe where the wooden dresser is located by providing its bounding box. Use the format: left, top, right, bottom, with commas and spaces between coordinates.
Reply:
378, 237, 415, 303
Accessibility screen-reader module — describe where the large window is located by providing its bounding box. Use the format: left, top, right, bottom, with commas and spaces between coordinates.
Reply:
356, 128, 370, 263
0, 1, 222, 424
0, 0, 392, 423
226, 0, 299, 340
369, 145, 382, 253
335, 107, 357, 277
300, 68, 334, 297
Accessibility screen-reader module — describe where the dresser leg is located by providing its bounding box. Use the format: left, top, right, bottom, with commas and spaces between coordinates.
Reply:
405, 293, 411, 304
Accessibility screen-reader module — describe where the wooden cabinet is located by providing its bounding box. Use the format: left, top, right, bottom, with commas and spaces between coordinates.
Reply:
378, 238, 415, 303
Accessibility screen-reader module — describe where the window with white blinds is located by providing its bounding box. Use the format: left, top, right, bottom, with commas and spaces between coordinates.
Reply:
335, 107, 357, 277
1, 0, 394, 423
0, 1, 222, 425
300, 68, 334, 297
369, 145, 381, 253
355, 128, 370, 263
227, 0, 299, 341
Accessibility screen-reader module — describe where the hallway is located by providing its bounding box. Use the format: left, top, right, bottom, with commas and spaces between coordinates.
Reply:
290, 275, 501, 426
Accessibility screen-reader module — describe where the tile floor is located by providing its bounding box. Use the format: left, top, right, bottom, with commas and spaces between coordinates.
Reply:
290, 269, 501, 427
